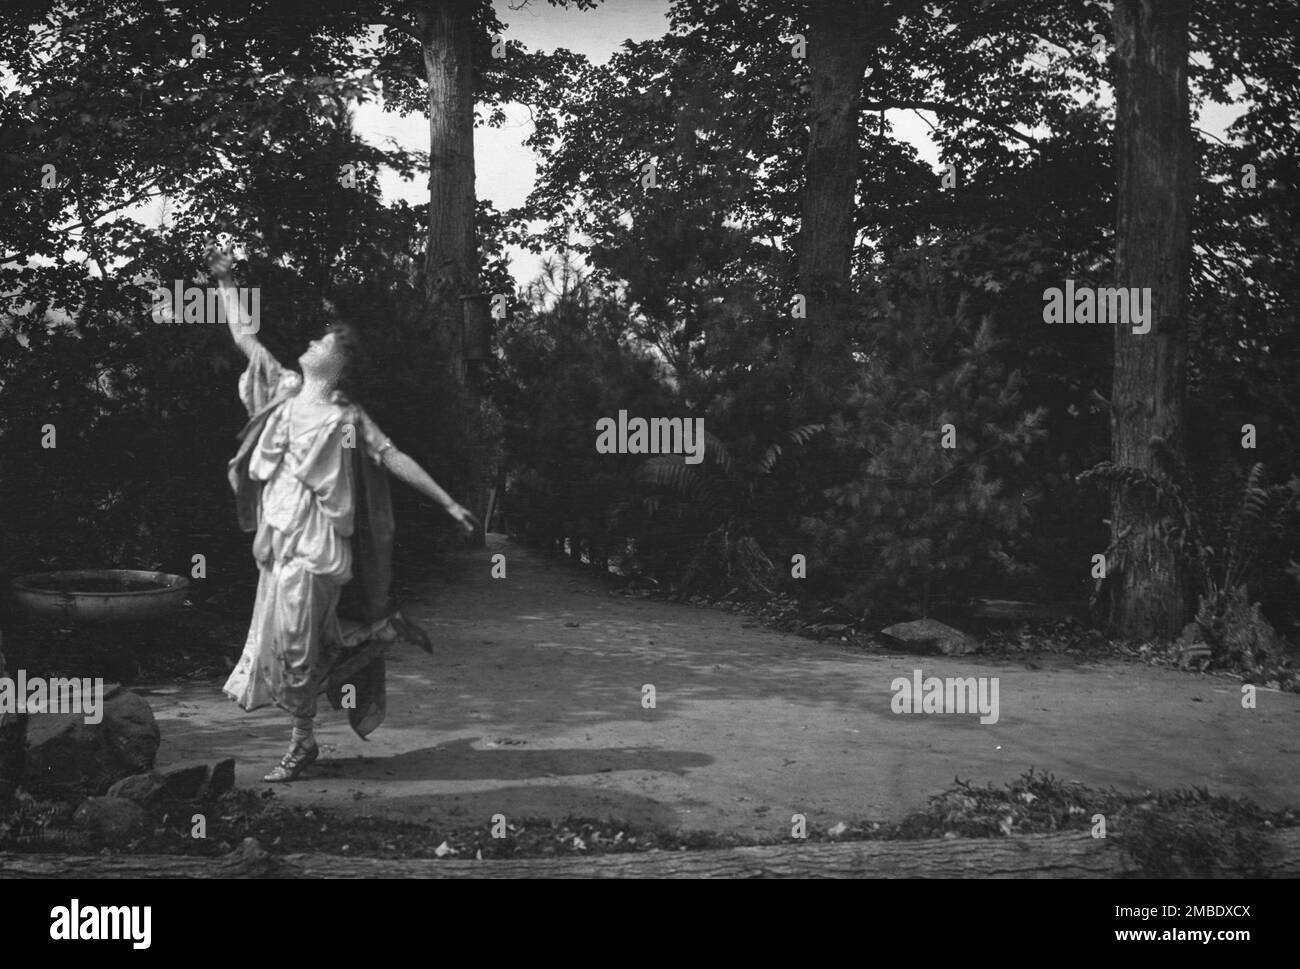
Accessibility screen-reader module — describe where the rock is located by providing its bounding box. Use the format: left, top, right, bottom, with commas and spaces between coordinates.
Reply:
0, 712, 26, 806
217, 837, 296, 877
208, 758, 237, 798
880, 618, 980, 656
24, 688, 159, 796
24, 713, 118, 795
102, 689, 160, 774
108, 758, 237, 804
160, 761, 212, 800
72, 796, 145, 847
106, 771, 167, 805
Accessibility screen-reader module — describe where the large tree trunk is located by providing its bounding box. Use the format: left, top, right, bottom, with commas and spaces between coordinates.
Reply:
5, 829, 1300, 878
417, 0, 488, 547
419, 0, 479, 377
797, 0, 874, 323
1108, 0, 1196, 638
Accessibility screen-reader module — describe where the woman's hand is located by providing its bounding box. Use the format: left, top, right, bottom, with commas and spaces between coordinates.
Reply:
446, 502, 479, 536
206, 245, 234, 284
209, 242, 261, 358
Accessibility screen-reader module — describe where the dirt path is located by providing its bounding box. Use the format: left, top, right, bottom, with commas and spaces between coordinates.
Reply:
148, 536, 1300, 837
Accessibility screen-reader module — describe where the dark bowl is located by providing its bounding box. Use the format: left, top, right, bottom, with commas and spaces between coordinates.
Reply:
10, 570, 190, 624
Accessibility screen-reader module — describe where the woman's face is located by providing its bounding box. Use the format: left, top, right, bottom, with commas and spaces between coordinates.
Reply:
299, 331, 344, 377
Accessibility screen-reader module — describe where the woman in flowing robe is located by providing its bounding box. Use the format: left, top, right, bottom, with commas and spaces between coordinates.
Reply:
210, 248, 477, 781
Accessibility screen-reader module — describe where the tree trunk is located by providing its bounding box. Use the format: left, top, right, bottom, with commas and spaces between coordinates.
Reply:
797, 0, 874, 323
419, 0, 479, 377
1108, 0, 1196, 638
417, 0, 489, 548
5, 829, 1299, 878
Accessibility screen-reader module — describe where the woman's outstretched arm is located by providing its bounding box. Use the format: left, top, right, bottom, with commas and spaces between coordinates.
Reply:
379, 448, 478, 535
355, 408, 477, 534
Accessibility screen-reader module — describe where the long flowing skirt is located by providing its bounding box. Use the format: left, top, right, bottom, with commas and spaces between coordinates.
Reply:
223, 558, 344, 719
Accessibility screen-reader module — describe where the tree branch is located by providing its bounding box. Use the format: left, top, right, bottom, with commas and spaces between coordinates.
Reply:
861, 99, 1040, 147
74, 197, 107, 280
52, 176, 165, 238
1195, 125, 1230, 147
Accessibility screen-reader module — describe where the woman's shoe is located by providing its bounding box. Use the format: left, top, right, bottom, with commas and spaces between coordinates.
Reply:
393, 609, 433, 654
263, 738, 319, 783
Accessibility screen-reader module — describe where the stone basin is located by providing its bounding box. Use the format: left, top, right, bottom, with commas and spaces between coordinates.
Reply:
10, 570, 190, 624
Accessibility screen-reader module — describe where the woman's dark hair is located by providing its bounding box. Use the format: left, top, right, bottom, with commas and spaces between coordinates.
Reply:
327, 320, 367, 405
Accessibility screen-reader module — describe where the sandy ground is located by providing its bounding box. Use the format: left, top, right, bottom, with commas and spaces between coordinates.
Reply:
148, 535, 1300, 838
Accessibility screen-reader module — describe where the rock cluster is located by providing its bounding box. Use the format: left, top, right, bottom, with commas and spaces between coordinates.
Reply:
1, 681, 236, 847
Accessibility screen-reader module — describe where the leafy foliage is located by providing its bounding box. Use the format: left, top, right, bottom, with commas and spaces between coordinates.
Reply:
631, 423, 824, 597
798, 257, 1046, 618
0, 1, 583, 584
1, 0, 1298, 653
491, 255, 667, 567
1080, 456, 1300, 663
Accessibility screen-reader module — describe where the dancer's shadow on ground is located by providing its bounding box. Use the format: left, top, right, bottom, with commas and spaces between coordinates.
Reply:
313, 736, 712, 783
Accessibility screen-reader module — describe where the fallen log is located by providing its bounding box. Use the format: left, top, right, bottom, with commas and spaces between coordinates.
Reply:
3, 828, 1300, 878
967, 598, 1086, 622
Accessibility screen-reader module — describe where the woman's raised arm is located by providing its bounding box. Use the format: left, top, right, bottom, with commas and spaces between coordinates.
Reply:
207, 246, 262, 361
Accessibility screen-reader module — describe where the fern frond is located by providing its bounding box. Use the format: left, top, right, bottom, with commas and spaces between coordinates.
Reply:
757, 423, 825, 476
636, 455, 725, 514
702, 430, 734, 473
785, 423, 826, 446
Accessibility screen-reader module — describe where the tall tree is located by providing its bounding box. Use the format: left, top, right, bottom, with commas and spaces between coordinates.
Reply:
797, 0, 924, 365
797, 0, 874, 319
417, 0, 479, 377
1109, 0, 1196, 637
